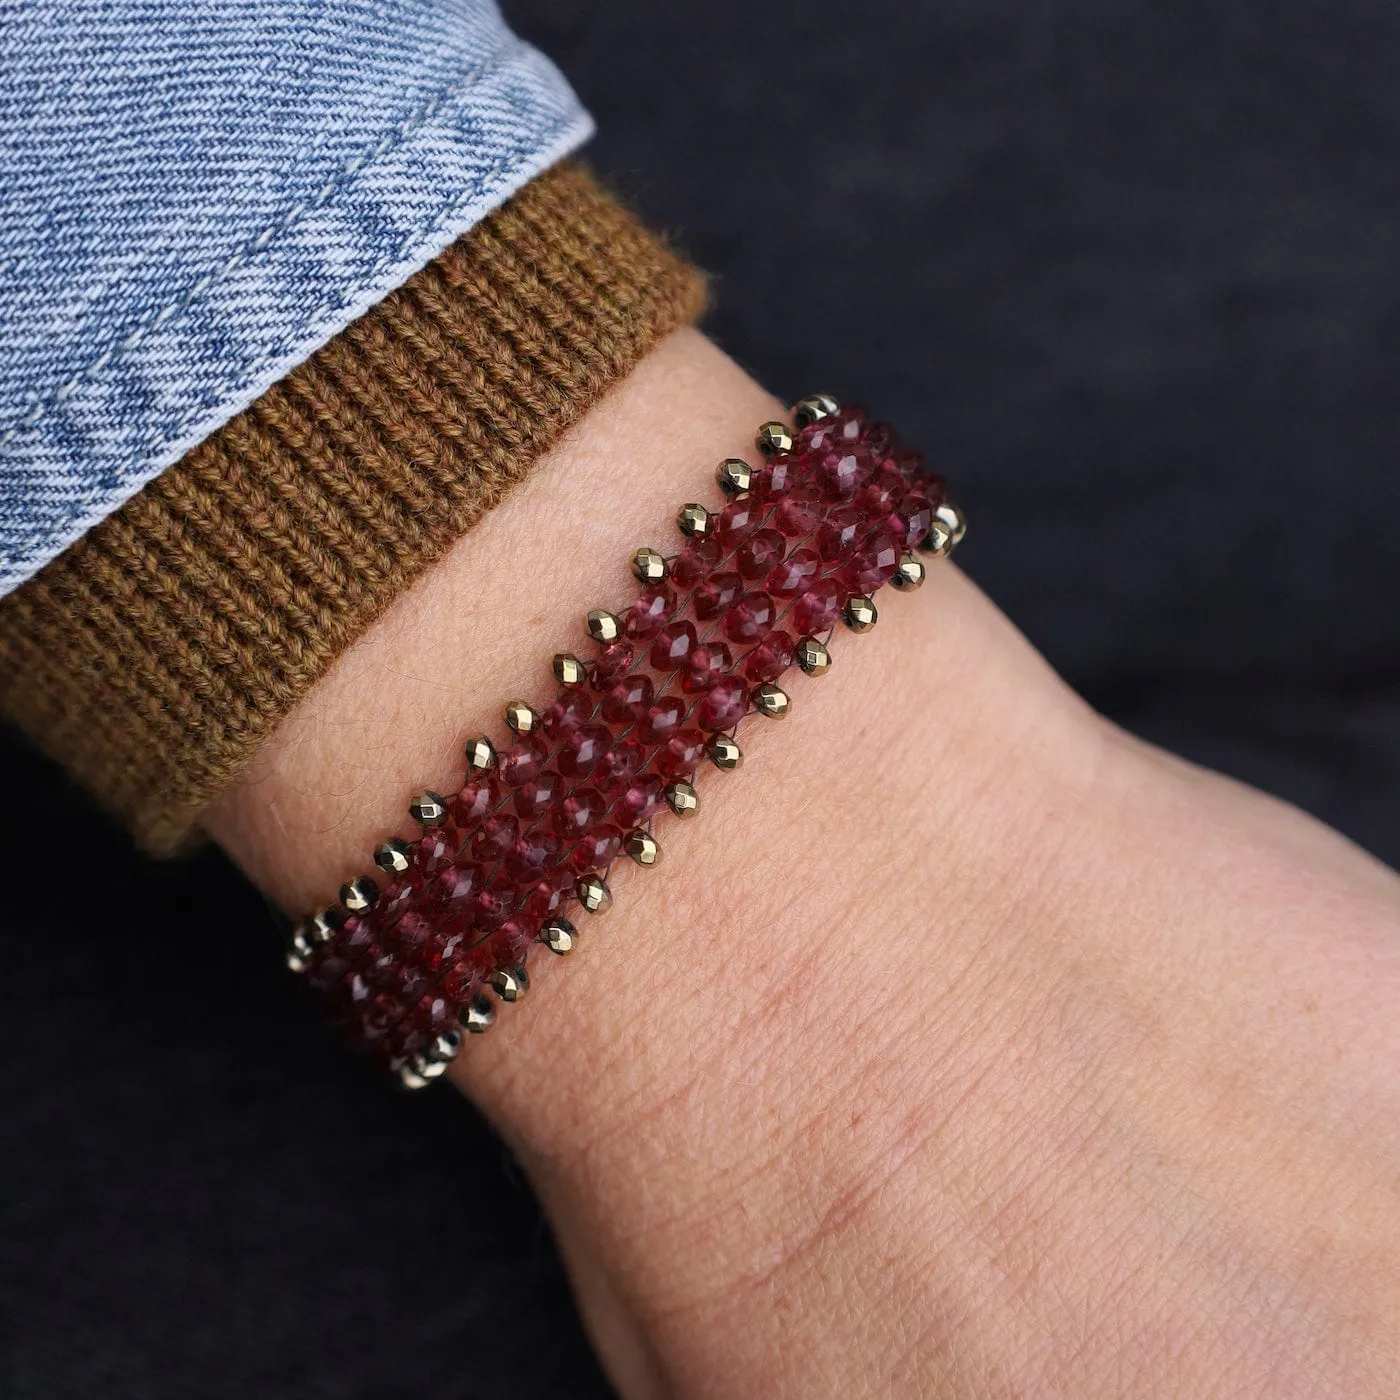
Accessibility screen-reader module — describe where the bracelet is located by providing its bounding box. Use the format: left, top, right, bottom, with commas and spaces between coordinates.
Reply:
286, 395, 965, 1089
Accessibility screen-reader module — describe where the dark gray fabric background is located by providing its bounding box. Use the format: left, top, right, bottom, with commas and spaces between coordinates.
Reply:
2, 2, 1396, 1395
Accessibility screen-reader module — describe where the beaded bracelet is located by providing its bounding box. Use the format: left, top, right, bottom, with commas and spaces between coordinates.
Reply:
287, 395, 965, 1089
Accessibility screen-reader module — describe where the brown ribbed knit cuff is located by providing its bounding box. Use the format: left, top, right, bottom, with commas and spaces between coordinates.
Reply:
0, 162, 707, 854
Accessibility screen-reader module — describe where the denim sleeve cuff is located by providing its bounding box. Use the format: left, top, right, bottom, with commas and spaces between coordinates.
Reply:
0, 163, 707, 852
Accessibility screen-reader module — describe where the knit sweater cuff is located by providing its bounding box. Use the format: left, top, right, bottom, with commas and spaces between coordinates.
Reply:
0, 162, 708, 854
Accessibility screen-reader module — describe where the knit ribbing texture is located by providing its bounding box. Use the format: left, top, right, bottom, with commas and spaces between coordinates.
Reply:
0, 162, 708, 853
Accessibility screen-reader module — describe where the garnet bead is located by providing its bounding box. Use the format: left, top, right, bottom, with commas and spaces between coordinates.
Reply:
596, 738, 642, 791
792, 579, 843, 634
451, 778, 496, 830
693, 570, 743, 621
640, 695, 685, 743
559, 723, 612, 779
554, 786, 605, 839
499, 734, 547, 787
894, 490, 935, 548
713, 496, 759, 548
724, 591, 776, 643
816, 505, 863, 562
619, 773, 664, 822
743, 631, 795, 684
842, 524, 901, 594
737, 528, 785, 580
670, 537, 721, 586
591, 640, 635, 688
506, 833, 562, 882
696, 677, 750, 730
514, 769, 561, 820
773, 486, 823, 537
544, 690, 592, 736
768, 546, 820, 597
660, 728, 707, 777
626, 584, 677, 640
603, 673, 653, 723
650, 619, 698, 670
473, 814, 519, 862
683, 641, 733, 693
571, 823, 623, 870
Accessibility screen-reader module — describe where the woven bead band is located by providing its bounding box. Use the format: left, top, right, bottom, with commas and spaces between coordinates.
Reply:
287, 396, 965, 1089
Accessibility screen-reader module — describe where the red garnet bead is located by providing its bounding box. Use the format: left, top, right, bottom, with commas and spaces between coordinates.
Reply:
591, 640, 635, 688
619, 773, 664, 822
559, 723, 612, 779
737, 528, 785, 580
440, 959, 481, 1004
743, 631, 795, 684
713, 496, 759, 548
792, 579, 843, 634
893, 490, 935, 548
387, 910, 435, 952
773, 485, 823, 537
768, 546, 820, 597
470, 887, 513, 931
572, 823, 622, 870
640, 695, 685, 743
843, 523, 901, 594
522, 868, 573, 920
660, 728, 707, 777
451, 777, 497, 830
506, 832, 562, 882
650, 619, 698, 670
751, 453, 797, 499
554, 786, 605, 839
415, 825, 457, 876
425, 863, 478, 913
693, 570, 743, 621
683, 641, 733, 693
626, 583, 677, 640
602, 673, 653, 723
596, 737, 642, 791
816, 505, 863, 562
473, 814, 520, 862
696, 677, 749, 730
670, 537, 721, 586
724, 590, 776, 643
804, 405, 866, 453
544, 689, 592, 736
514, 769, 561, 820
499, 734, 548, 787
812, 443, 874, 501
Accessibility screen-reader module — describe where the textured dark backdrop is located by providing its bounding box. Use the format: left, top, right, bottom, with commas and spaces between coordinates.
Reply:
3, 2, 1397, 1395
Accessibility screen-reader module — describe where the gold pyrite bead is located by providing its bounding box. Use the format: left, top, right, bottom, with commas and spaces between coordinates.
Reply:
752, 683, 792, 718
632, 546, 668, 583
795, 636, 832, 675
504, 699, 540, 734
409, 790, 448, 826
709, 735, 743, 770
935, 501, 967, 547
490, 966, 530, 1003
340, 875, 378, 913
842, 595, 878, 632
460, 993, 497, 1034
587, 609, 622, 643
373, 839, 412, 875
540, 917, 577, 955
576, 873, 613, 914
664, 779, 700, 817
676, 502, 711, 537
625, 829, 662, 867
756, 420, 794, 456
465, 736, 497, 773
793, 392, 840, 427
890, 552, 926, 590
715, 457, 752, 494
553, 653, 587, 687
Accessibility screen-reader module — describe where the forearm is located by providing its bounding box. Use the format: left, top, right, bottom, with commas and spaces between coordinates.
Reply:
206, 329, 1400, 1398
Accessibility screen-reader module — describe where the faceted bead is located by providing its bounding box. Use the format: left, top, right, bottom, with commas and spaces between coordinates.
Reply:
660, 728, 707, 777
804, 405, 867, 454
713, 496, 759, 549
591, 640, 635, 688
768, 546, 820, 597
792, 579, 843, 634
473, 814, 520, 862
602, 673, 653, 723
521, 868, 573, 920
619, 773, 664, 823
862, 421, 894, 458
490, 920, 535, 965
670, 537, 721, 587
554, 786, 606, 839
411, 991, 456, 1033
362, 993, 405, 1042
418, 930, 463, 975
388, 910, 435, 953
571, 823, 622, 871
893, 490, 935, 548
506, 832, 562, 883
842, 524, 901, 594
751, 453, 796, 499
650, 619, 699, 671
743, 631, 795, 684
724, 591, 776, 643
558, 723, 612, 779
683, 641, 733, 693
514, 768, 561, 821
415, 825, 457, 876
450, 778, 496, 830
338, 914, 376, 962
375, 877, 416, 925
693, 570, 743, 621
596, 737, 642, 792
499, 734, 548, 787
440, 959, 481, 1003
425, 862, 479, 914
396, 969, 429, 1006
625, 583, 677, 640
861, 464, 905, 516
894, 446, 928, 484
812, 444, 874, 501
773, 485, 823, 538
640, 695, 685, 743
697, 677, 750, 730
737, 529, 786, 580
544, 690, 592, 736
816, 505, 863, 562
471, 888, 512, 932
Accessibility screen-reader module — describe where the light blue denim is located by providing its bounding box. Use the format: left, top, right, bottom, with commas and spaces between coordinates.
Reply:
0, 1, 592, 594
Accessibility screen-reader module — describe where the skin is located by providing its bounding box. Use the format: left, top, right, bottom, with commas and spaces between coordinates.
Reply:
209, 330, 1400, 1398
